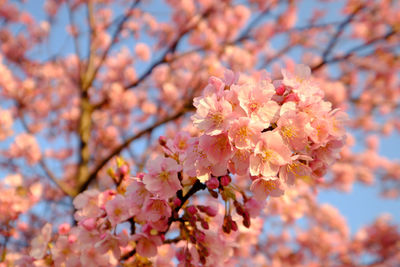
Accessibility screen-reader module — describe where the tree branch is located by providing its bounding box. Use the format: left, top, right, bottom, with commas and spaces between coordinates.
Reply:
17, 110, 74, 196
77, 106, 192, 193
83, 0, 140, 91
321, 4, 364, 60
120, 179, 206, 261
122, 8, 213, 90
312, 29, 397, 71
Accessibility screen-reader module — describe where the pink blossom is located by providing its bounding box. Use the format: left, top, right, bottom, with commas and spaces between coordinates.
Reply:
235, 81, 280, 125
125, 178, 151, 209
282, 64, 311, 88
328, 110, 348, 138
308, 117, 331, 146
182, 137, 213, 182
50, 236, 80, 267
9, 133, 41, 165
133, 233, 163, 258
0, 108, 13, 140
105, 194, 131, 227
80, 247, 111, 267
277, 111, 308, 150
244, 198, 264, 218
250, 177, 284, 200
199, 133, 233, 165
192, 94, 234, 135
279, 155, 313, 185
138, 197, 171, 222
95, 231, 129, 259
228, 117, 263, 150
165, 131, 191, 155
143, 156, 182, 199
250, 131, 292, 177
228, 148, 251, 175
135, 43, 151, 61
73, 189, 102, 221
30, 223, 52, 259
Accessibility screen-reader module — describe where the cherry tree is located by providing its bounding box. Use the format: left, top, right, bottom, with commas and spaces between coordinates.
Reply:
0, 0, 399, 266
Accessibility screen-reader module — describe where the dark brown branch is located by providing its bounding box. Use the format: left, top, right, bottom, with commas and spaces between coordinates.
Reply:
120, 248, 136, 261
120, 179, 206, 261
172, 180, 206, 215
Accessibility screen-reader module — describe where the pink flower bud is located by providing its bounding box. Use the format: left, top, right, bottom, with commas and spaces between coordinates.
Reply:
176, 250, 185, 261
205, 177, 219, 189
201, 220, 209, 230
220, 175, 231, 186
68, 234, 77, 244
276, 85, 285, 95
80, 218, 97, 231
136, 172, 145, 180
231, 220, 238, 231
284, 93, 300, 103
195, 231, 206, 242
187, 205, 197, 215
205, 206, 218, 217
142, 223, 152, 233
58, 223, 71, 235
158, 136, 167, 146
119, 164, 129, 176
173, 198, 182, 207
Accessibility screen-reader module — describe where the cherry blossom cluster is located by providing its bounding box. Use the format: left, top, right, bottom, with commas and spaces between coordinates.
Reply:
186, 64, 347, 200
23, 65, 348, 266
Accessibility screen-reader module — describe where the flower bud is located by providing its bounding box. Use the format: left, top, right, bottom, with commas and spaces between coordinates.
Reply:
231, 220, 238, 231
158, 136, 167, 146
195, 231, 206, 242
284, 93, 300, 103
119, 164, 129, 176
205, 177, 219, 190
173, 198, 182, 207
80, 218, 96, 231
276, 85, 285, 95
200, 220, 209, 230
68, 234, 77, 244
220, 175, 231, 186
187, 206, 197, 215
58, 223, 71, 235
205, 206, 218, 217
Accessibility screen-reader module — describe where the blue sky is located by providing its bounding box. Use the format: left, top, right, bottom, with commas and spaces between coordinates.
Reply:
6, 0, 400, 234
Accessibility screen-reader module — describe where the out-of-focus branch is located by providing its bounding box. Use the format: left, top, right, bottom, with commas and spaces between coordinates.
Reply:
122, 8, 213, 90
67, 0, 82, 76
321, 4, 364, 60
312, 29, 397, 71
77, 105, 193, 194
83, 0, 140, 91
18, 110, 74, 196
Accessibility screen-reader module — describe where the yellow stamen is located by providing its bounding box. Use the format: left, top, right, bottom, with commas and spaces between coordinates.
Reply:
262, 150, 274, 162
159, 171, 170, 181
281, 126, 296, 139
